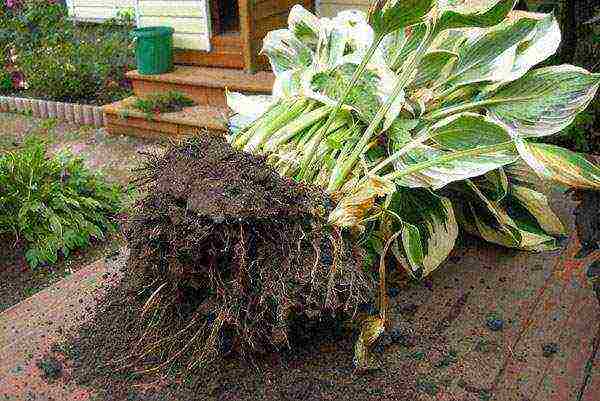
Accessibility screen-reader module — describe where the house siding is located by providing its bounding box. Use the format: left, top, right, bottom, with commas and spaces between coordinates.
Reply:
317, 0, 370, 17
138, 0, 211, 51
67, 0, 136, 22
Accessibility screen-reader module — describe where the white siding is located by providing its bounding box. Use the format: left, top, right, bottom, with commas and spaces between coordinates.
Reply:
317, 0, 370, 17
138, 0, 211, 51
69, 0, 136, 22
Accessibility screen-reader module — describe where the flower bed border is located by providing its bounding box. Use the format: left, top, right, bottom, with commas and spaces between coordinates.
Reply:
0, 95, 105, 127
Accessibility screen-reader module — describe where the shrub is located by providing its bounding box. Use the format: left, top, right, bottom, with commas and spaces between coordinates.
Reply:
0, 137, 124, 268
1, 0, 134, 104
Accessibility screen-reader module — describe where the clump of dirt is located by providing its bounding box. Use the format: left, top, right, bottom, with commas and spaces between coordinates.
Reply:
124, 133, 375, 369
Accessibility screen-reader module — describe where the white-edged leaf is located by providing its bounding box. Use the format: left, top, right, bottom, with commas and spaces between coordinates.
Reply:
389, 189, 459, 278
508, 13, 561, 81
441, 17, 538, 92
438, 0, 517, 31
226, 92, 273, 132
410, 50, 458, 89
487, 65, 600, 137
516, 141, 600, 189
288, 5, 320, 49
391, 113, 518, 189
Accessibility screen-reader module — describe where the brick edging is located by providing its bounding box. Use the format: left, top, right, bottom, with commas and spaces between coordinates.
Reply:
0, 95, 105, 127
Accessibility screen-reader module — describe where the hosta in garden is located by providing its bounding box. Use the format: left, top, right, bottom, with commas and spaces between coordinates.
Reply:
226, 1, 600, 367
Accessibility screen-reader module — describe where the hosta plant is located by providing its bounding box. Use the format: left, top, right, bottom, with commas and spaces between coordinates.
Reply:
0, 137, 123, 268
227, 1, 600, 368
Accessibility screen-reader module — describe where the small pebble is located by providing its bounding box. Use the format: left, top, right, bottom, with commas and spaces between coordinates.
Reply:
486, 318, 504, 331
542, 343, 560, 357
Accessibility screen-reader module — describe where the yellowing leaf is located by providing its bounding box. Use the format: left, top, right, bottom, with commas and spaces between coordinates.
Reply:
517, 141, 600, 190
353, 316, 385, 371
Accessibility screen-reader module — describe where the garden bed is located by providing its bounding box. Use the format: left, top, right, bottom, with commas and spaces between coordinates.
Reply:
0, 112, 161, 311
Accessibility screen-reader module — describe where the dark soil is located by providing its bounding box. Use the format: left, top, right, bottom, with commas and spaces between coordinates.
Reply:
54, 250, 444, 401
0, 233, 122, 312
124, 134, 375, 367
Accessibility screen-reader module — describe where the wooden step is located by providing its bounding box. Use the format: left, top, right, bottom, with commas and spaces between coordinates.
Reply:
103, 96, 228, 139
127, 65, 274, 107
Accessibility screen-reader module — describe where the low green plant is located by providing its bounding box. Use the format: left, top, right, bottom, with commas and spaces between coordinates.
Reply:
0, 137, 124, 268
132, 91, 195, 119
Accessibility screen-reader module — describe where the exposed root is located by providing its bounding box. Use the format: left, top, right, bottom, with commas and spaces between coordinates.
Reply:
124, 134, 375, 371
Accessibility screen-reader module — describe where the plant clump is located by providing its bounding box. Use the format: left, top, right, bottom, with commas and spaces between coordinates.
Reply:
0, 137, 123, 268
132, 91, 195, 119
125, 133, 374, 369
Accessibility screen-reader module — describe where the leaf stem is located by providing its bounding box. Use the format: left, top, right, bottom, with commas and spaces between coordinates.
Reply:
327, 22, 435, 192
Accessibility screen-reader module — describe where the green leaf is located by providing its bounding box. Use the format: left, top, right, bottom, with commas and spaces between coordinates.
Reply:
288, 4, 320, 48
389, 189, 459, 278
437, 0, 517, 31
486, 65, 600, 137
508, 13, 561, 81
516, 141, 600, 190
473, 169, 509, 201
441, 18, 538, 93
370, 0, 435, 36
450, 180, 559, 251
384, 23, 428, 71
431, 113, 513, 150
410, 50, 458, 89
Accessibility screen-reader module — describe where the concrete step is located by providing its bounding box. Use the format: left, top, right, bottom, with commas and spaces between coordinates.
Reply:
127, 65, 274, 107
103, 96, 228, 139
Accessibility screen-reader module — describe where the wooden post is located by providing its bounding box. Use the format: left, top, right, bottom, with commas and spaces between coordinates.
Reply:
239, 0, 256, 73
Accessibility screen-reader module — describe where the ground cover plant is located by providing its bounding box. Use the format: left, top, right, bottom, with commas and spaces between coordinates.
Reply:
0, 0, 134, 104
131, 91, 196, 119
0, 136, 124, 268
227, 1, 600, 367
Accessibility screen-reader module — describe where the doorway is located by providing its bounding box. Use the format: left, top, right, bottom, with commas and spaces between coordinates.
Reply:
211, 0, 240, 35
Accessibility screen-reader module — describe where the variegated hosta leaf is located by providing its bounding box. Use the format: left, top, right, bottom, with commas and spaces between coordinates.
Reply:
388, 188, 458, 278
410, 50, 458, 89
382, 24, 428, 71
392, 113, 518, 189
288, 4, 320, 49
440, 17, 538, 93
451, 180, 561, 251
503, 160, 565, 236
486, 65, 600, 137
475, 169, 509, 201
369, 0, 435, 37
262, 29, 313, 75
516, 141, 600, 190
394, 143, 517, 189
328, 176, 396, 229
437, 0, 517, 31
507, 12, 560, 81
